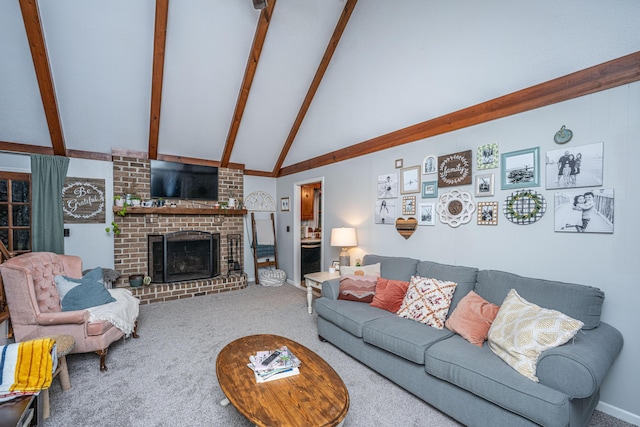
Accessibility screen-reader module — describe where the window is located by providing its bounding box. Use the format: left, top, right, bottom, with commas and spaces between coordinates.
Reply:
0, 172, 31, 254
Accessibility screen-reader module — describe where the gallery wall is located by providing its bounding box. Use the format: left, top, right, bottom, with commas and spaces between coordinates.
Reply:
274, 81, 640, 423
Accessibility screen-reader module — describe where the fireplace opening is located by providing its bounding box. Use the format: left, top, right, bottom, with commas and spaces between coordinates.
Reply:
148, 231, 220, 283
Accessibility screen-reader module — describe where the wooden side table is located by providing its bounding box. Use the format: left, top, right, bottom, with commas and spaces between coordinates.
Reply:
42, 334, 75, 419
304, 271, 339, 314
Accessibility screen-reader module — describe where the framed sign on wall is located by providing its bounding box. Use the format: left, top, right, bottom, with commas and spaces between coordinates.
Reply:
438, 150, 472, 188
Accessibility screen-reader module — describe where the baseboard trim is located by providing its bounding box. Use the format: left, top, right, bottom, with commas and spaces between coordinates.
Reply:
596, 401, 640, 425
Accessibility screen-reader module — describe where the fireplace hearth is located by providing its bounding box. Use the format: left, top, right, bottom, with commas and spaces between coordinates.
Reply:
148, 231, 220, 283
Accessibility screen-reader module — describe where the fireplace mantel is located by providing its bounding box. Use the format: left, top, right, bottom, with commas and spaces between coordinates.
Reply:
112, 206, 247, 215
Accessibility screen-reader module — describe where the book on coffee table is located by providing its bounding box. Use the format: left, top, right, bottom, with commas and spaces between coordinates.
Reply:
254, 367, 300, 383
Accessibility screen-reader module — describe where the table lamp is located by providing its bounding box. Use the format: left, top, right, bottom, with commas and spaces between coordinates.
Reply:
331, 227, 357, 268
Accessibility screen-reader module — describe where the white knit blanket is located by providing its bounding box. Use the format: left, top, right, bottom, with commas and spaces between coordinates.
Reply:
87, 288, 140, 336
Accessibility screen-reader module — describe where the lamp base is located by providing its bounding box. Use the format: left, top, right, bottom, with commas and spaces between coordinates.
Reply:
339, 249, 350, 268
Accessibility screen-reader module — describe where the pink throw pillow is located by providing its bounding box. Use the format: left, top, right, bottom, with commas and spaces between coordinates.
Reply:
338, 274, 378, 303
370, 278, 409, 313
445, 291, 500, 347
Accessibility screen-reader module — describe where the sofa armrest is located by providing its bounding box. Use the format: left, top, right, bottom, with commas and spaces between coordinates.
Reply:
321, 278, 341, 300
536, 322, 623, 398
36, 310, 89, 325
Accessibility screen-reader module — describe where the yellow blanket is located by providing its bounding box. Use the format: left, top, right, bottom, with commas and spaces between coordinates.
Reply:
0, 338, 56, 400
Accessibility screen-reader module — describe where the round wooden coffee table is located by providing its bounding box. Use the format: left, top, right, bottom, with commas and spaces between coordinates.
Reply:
216, 334, 349, 427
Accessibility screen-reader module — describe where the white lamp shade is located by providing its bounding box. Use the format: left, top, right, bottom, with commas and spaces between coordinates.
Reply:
330, 227, 357, 247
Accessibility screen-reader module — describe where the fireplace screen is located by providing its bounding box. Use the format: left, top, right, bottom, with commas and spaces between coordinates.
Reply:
148, 231, 220, 283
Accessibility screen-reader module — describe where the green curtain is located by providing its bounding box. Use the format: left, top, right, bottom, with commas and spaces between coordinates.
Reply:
31, 154, 69, 254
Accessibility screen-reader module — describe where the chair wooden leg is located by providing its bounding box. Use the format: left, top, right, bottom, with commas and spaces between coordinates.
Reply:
132, 321, 139, 338
96, 349, 108, 371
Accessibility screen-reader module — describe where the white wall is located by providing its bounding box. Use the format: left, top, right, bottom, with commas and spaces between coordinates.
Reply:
64, 158, 114, 269
275, 82, 640, 423
0, 153, 114, 270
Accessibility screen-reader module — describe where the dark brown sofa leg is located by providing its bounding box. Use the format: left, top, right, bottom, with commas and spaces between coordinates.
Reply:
132, 321, 139, 338
97, 349, 108, 371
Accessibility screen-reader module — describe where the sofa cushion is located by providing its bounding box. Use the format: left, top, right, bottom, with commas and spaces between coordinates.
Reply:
416, 261, 478, 314
445, 290, 500, 347
487, 289, 583, 382
315, 297, 392, 338
363, 255, 419, 282
363, 315, 453, 364
425, 335, 571, 427
338, 274, 378, 303
475, 270, 603, 329
397, 276, 457, 329
370, 278, 409, 312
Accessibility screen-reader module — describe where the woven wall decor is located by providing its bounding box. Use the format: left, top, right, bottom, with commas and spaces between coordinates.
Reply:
503, 190, 546, 225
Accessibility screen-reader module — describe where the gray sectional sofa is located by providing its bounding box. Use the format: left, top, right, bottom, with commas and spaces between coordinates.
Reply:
315, 254, 623, 427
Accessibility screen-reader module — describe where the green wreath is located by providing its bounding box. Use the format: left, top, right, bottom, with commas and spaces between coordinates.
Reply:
505, 190, 544, 220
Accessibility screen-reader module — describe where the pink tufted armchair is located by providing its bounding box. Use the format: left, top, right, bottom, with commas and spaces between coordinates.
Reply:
0, 252, 136, 371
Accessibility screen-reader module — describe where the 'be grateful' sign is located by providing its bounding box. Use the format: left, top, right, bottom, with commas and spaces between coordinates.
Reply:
62, 177, 106, 223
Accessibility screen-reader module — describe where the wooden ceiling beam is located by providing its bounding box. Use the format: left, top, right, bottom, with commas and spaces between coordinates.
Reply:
147, 0, 170, 160
272, 0, 357, 177
220, 0, 277, 168
278, 51, 640, 177
19, 0, 66, 156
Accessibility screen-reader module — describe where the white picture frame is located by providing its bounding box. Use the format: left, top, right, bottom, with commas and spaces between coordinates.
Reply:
418, 202, 436, 226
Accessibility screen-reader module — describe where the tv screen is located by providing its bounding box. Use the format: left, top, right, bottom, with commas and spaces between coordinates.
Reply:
150, 160, 218, 200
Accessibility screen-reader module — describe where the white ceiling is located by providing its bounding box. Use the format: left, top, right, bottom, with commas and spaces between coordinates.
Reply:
1, 0, 639, 174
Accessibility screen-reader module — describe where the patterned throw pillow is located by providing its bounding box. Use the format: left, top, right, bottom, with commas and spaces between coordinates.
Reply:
396, 276, 458, 329
487, 289, 584, 381
338, 274, 378, 303
445, 290, 500, 347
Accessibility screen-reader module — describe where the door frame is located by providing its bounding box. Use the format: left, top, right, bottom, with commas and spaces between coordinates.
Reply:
293, 176, 324, 287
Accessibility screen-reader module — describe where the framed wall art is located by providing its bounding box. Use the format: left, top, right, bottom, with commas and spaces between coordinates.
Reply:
280, 197, 290, 211
503, 189, 546, 225
436, 190, 475, 228
477, 143, 499, 169
377, 173, 398, 199
402, 196, 417, 215
438, 150, 472, 188
400, 166, 421, 194
501, 147, 540, 190
475, 173, 494, 197
375, 199, 396, 225
395, 159, 403, 169
422, 181, 438, 198
553, 188, 613, 234
418, 202, 436, 226
422, 155, 437, 174
477, 201, 498, 225
62, 177, 106, 223
545, 142, 604, 190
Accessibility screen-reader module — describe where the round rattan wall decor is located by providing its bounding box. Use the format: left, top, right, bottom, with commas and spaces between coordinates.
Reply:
503, 189, 546, 225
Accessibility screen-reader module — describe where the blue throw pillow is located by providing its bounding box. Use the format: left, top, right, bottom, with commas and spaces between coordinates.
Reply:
61, 281, 116, 311
54, 267, 115, 311
54, 267, 103, 301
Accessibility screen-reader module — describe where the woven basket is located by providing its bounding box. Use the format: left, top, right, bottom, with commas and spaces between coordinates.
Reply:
259, 269, 286, 286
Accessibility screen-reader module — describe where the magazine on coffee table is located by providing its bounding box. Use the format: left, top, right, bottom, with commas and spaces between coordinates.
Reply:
247, 346, 301, 382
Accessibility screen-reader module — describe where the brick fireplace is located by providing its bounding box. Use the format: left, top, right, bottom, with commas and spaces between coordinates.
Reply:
111, 156, 247, 305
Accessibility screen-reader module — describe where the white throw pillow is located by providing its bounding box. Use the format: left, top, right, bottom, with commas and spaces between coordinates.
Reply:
396, 276, 457, 329
487, 289, 584, 381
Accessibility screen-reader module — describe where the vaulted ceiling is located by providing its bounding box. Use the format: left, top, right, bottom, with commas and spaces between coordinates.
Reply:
1, 0, 639, 177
